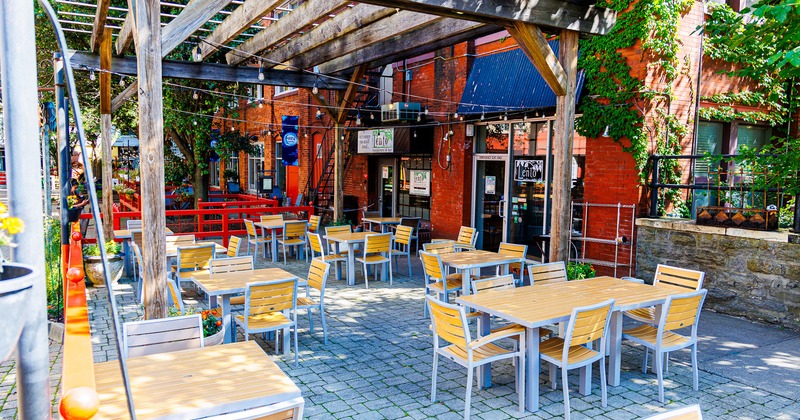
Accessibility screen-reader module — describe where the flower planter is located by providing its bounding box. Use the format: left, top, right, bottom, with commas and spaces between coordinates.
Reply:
67, 208, 82, 223
204, 329, 224, 346
83, 255, 124, 287
696, 206, 779, 231
0, 263, 37, 362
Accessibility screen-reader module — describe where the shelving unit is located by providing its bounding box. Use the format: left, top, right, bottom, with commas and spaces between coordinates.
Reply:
569, 202, 636, 277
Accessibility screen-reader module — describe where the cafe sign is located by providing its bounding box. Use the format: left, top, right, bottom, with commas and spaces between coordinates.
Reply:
409, 170, 431, 196
514, 158, 544, 182
357, 128, 394, 153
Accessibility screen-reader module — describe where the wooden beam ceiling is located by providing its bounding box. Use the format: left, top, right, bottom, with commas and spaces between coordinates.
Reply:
355, 0, 617, 35
67, 50, 350, 89
226, 0, 349, 66
90, 0, 110, 52
161, 0, 233, 57
115, 9, 135, 54
506, 22, 567, 96
195, 0, 284, 61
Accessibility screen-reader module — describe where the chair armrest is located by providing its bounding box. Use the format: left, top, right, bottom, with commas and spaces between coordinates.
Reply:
621, 276, 645, 284
469, 325, 524, 349
465, 311, 483, 319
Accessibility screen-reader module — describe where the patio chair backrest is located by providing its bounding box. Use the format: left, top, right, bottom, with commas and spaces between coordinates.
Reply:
661, 289, 707, 334
528, 261, 568, 285
654, 264, 705, 291
308, 233, 325, 255
123, 314, 203, 358
456, 226, 478, 246
210, 256, 254, 273
245, 278, 297, 317
394, 225, 413, 246
400, 217, 420, 232
308, 215, 321, 233
364, 233, 391, 255
261, 214, 284, 224
325, 225, 352, 235
132, 230, 144, 249
176, 244, 214, 272
284, 221, 307, 239
307, 259, 330, 293
564, 299, 615, 348
363, 210, 380, 219
126, 219, 142, 230
294, 193, 304, 207
244, 219, 258, 237
166, 278, 184, 312
419, 250, 446, 281
226, 236, 242, 257
423, 240, 455, 255
166, 235, 195, 246
471, 275, 516, 295
498, 242, 527, 272
427, 296, 469, 347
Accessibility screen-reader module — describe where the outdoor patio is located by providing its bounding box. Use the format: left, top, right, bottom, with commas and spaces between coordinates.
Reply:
3, 252, 798, 419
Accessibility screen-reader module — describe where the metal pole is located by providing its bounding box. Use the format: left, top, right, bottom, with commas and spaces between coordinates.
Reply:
55, 55, 71, 245
650, 156, 660, 218
0, 0, 51, 417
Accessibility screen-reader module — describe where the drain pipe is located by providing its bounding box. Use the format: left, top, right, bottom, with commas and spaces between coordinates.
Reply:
0, 0, 51, 417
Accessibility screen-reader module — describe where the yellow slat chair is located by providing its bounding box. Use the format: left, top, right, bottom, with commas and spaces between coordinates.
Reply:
307, 233, 346, 281
540, 298, 615, 420
166, 234, 196, 246
454, 226, 479, 252
399, 217, 420, 254
260, 214, 284, 224
420, 250, 462, 318
296, 259, 332, 345
494, 242, 528, 286
623, 289, 708, 403
305, 215, 322, 262
166, 277, 186, 313
361, 210, 380, 232
355, 232, 393, 289
209, 255, 255, 309
470, 275, 552, 340
390, 225, 414, 277
527, 261, 568, 285
279, 221, 308, 264
122, 314, 203, 359
225, 236, 243, 257
426, 296, 525, 419
126, 219, 142, 230
423, 240, 458, 276
235, 278, 299, 366
643, 404, 703, 420
172, 243, 214, 290
324, 225, 353, 259
244, 219, 270, 261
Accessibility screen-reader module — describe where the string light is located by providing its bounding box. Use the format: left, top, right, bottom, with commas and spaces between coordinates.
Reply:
89, 69, 95, 81
453, 111, 459, 119
193, 90, 199, 100
258, 61, 265, 81
388, 103, 394, 110
370, 112, 375, 120
413, 130, 417, 138
355, 112, 361, 126
503, 112, 508, 121
194, 45, 202, 61
119, 77, 125, 87
481, 108, 485, 120
193, 120, 197, 125
424, 105, 429, 115
230, 125, 235, 132
316, 107, 322, 119
416, 114, 421, 122
311, 80, 318, 95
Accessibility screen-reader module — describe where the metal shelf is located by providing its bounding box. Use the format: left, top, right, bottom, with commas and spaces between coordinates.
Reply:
574, 258, 630, 268
571, 236, 622, 245
569, 202, 636, 277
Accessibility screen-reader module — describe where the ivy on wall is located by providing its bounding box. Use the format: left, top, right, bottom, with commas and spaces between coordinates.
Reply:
576, 0, 695, 215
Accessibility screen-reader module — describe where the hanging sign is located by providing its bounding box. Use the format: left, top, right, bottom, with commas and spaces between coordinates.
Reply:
357, 128, 394, 153
409, 170, 431, 196
281, 115, 299, 166
485, 176, 496, 195
514, 158, 544, 182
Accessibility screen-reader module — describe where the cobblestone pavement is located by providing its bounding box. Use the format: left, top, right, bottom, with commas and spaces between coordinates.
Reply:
1, 249, 799, 419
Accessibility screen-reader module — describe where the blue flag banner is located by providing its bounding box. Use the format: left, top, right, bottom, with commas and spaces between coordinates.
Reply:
281, 115, 299, 166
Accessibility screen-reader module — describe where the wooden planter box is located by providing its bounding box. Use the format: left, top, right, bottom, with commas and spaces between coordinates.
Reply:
696, 206, 778, 231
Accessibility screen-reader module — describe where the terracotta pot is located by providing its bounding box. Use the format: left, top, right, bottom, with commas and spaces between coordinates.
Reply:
83, 255, 124, 287
0, 263, 37, 362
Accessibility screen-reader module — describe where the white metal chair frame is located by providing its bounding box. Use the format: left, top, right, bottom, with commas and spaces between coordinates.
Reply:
391, 225, 414, 277
355, 232, 393, 289
235, 278, 300, 366
244, 219, 270, 260
297, 259, 331, 346
122, 314, 203, 359
279, 221, 308, 264
308, 233, 346, 281
420, 250, 462, 318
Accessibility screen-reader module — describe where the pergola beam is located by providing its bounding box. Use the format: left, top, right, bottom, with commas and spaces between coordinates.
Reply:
226, 0, 349, 66
506, 22, 567, 96
111, 81, 138, 112
67, 50, 350, 89
161, 0, 233, 57
90, 0, 110, 52
115, 10, 135, 54
195, 0, 284, 61
355, 0, 617, 35
259, 4, 398, 69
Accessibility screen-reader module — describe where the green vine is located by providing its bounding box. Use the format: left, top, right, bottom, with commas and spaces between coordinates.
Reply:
577, 0, 694, 215
697, 106, 785, 125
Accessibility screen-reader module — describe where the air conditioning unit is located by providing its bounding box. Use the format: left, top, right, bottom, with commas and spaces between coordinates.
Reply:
380, 102, 421, 122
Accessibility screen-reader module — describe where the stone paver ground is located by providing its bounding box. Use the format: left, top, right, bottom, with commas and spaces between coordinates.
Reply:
1, 245, 799, 419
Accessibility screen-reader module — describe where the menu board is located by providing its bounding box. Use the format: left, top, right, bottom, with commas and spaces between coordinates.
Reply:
409, 170, 430, 196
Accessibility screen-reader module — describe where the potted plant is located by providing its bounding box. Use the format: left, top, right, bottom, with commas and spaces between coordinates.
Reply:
566, 262, 596, 280
168, 306, 224, 346
82, 240, 124, 287
66, 194, 83, 223
0, 202, 37, 363
223, 169, 240, 193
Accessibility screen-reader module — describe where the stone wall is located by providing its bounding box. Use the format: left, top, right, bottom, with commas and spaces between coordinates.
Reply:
636, 218, 800, 330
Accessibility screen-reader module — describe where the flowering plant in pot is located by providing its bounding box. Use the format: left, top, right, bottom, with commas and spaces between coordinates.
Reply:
0, 202, 37, 363
82, 240, 124, 287
168, 306, 224, 345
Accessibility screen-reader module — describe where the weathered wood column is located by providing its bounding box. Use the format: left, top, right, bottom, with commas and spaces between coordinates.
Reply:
99, 28, 114, 243
136, 0, 168, 318
549, 30, 579, 263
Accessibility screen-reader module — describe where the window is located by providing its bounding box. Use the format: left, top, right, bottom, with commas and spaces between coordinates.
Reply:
397, 157, 432, 220
247, 145, 264, 192
210, 160, 220, 188
695, 121, 723, 181
228, 153, 239, 183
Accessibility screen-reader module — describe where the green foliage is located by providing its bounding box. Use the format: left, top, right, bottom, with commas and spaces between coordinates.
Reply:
164, 143, 191, 185
697, 106, 785, 125
779, 198, 795, 229
223, 169, 239, 181
732, 137, 800, 198
44, 217, 62, 322
567, 262, 596, 280
83, 240, 122, 256
329, 218, 352, 227
167, 307, 222, 337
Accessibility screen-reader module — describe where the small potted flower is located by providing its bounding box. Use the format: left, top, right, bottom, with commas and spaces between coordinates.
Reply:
0, 202, 37, 363
168, 306, 224, 345
66, 181, 89, 223
82, 240, 124, 287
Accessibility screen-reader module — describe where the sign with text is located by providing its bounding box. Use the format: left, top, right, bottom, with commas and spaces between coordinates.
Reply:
357, 128, 394, 153
514, 158, 544, 182
409, 170, 431, 196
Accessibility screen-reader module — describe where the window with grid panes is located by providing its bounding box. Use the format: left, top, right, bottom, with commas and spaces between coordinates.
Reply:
397, 156, 432, 220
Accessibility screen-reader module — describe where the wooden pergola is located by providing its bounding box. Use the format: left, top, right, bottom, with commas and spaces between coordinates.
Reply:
70, 0, 617, 318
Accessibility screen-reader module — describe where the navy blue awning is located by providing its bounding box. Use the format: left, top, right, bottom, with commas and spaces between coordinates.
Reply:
457, 40, 585, 115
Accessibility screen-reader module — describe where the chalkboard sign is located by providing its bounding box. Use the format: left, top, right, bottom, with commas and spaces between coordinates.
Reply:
514, 158, 544, 182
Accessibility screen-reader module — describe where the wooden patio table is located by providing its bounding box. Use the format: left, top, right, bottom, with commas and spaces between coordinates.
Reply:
324, 231, 392, 286
191, 268, 298, 344
113, 227, 173, 239
439, 250, 522, 295
93, 341, 303, 419
362, 216, 401, 232
254, 220, 284, 263
114, 228, 174, 276
457, 276, 679, 412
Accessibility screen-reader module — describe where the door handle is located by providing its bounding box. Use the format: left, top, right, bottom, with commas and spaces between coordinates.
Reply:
499, 200, 505, 218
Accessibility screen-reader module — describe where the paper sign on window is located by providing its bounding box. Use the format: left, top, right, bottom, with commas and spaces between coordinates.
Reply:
409, 170, 431, 196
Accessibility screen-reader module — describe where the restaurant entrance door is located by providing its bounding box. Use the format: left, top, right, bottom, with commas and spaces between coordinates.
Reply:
378, 158, 396, 217
472, 155, 509, 251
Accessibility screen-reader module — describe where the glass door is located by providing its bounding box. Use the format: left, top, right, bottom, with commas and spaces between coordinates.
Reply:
473, 155, 508, 251
509, 121, 551, 259
378, 158, 395, 217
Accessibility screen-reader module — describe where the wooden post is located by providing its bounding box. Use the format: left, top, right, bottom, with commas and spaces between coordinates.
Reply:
333, 124, 343, 221
99, 28, 114, 243
549, 30, 579, 264
136, 0, 168, 319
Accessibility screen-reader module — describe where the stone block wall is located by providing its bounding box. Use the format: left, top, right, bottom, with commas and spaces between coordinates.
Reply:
636, 218, 800, 330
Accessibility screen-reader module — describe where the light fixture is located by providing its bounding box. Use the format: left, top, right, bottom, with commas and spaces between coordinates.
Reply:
119, 77, 125, 87
388, 103, 394, 110
370, 112, 375, 120
304, 132, 308, 138
194, 45, 202, 61
523, 114, 528, 121
311, 80, 318, 95
230, 125, 235, 132
602, 125, 610, 137
416, 114, 421, 122
193, 120, 197, 126
453, 111, 459, 119
413, 130, 417, 138
480, 108, 485, 120
258, 67, 265, 81
534, 111, 539, 117
503, 112, 508, 121
356, 112, 361, 126
193, 90, 199, 100
459, 115, 463, 121
340, 135, 345, 141
258, 100, 263, 109
424, 105, 429, 115
316, 107, 322, 119
267, 129, 272, 136
89, 69, 96, 81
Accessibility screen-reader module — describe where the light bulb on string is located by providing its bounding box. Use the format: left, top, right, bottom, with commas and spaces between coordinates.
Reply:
230, 125, 235, 132
194, 45, 202, 61
453, 111, 458, 119
257, 61, 265, 81
424, 105, 429, 115
311, 81, 318, 95
316, 107, 323, 119
193, 120, 197, 126
413, 130, 417, 138
356, 112, 361, 126
193, 90, 199, 100
89, 69, 96, 81
370, 112, 375, 120
388, 103, 394, 110
258, 100, 263, 109
304, 132, 308, 138
119, 77, 125, 87
503, 112, 508, 121
417, 114, 421, 122
480, 108, 485, 121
